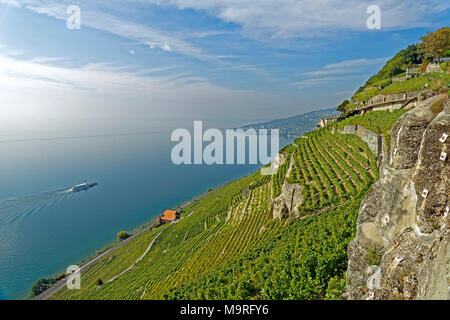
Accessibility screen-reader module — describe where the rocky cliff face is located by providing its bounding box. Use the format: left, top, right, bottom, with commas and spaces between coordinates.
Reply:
346, 95, 449, 300
271, 154, 303, 220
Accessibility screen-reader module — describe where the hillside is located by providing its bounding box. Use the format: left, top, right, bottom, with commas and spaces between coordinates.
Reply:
51, 121, 380, 300
338, 28, 450, 113
239, 107, 339, 138
35, 29, 449, 301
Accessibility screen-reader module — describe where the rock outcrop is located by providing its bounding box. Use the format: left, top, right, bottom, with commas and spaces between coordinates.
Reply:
346, 94, 449, 300
272, 155, 303, 220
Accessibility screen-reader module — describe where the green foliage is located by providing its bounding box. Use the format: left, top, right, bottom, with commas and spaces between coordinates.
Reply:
365, 44, 423, 87
165, 199, 364, 300
50, 107, 406, 301
369, 78, 392, 89
380, 72, 450, 95
30, 278, 56, 298
366, 248, 382, 266
117, 231, 130, 241
325, 275, 346, 300
419, 27, 450, 58
337, 100, 350, 113
337, 109, 409, 149
350, 73, 450, 105
430, 95, 446, 115
352, 88, 381, 102
290, 127, 377, 215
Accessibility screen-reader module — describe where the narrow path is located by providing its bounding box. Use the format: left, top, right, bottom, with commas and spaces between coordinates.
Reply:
105, 231, 162, 284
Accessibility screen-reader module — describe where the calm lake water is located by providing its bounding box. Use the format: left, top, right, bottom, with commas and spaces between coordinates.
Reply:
0, 121, 293, 299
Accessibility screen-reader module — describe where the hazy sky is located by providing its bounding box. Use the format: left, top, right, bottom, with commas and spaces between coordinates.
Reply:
0, 0, 449, 136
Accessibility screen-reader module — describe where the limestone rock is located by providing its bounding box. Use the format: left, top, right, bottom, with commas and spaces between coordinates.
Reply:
346, 95, 449, 300
272, 155, 303, 220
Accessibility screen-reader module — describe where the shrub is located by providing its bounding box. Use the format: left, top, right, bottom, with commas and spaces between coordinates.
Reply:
367, 248, 382, 266
30, 278, 56, 298
117, 231, 130, 241
430, 96, 446, 115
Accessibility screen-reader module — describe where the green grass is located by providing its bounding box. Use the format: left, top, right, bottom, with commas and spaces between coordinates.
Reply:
350, 72, 450, 103
379, 72, 450, 95
352, 88, 381, 102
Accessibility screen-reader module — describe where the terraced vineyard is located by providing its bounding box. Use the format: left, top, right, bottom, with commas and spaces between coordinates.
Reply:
337, 108, 410, 147
52, 172, 286, 299
49, 118, 383, 300
290, 128, 378, 214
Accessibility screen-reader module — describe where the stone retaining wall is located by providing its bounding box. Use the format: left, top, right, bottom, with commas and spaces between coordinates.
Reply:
338, 124, 387, 167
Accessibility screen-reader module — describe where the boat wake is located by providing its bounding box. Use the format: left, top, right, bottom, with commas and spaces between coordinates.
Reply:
0, 188, 73, 225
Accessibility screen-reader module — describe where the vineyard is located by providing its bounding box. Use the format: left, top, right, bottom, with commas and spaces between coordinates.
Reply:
352, 72, 450, 103
52, 172, 286, 300
50, 113, 385, 300
164, 197, 365, 300
379, 72, 450, 95
336, 109, 409, 147
289, 128, 377, 214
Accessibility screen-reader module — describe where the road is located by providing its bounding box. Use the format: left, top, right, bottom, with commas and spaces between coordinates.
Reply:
33, 223, 154, 300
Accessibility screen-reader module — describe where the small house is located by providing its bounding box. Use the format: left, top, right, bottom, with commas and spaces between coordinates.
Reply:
317, 115, 339, 128
406, 66, 419, 78
158, 209, 180, 225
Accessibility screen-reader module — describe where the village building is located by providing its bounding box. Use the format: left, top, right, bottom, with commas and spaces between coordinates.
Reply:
317, 115, 339, 128
433, 57, 450, 63
426, 62, 443, 73
158, 209, 180, 225
406, 66, 419, 78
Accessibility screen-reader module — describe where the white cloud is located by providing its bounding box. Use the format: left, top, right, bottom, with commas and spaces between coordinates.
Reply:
0, 0, 21, 8
300, 58, 387, 77
23, 2, 218, 61
138, 0, 450, 39
189, 30, 232, 38
323, 58, 387, 69
291, 76, 352, 87
294, 57, 387, 87
0, 50, 284, 123
129, 50, 136, 55
0, 44, 25, 57
161, 44, 172, 52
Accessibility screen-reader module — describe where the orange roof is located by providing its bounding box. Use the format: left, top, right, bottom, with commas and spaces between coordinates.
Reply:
161, 210, 177, 221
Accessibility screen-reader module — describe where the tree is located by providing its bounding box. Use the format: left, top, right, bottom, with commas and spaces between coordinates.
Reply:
419, 27, 450, 59
29, 278, 56, 298
117, 231, 130, 241
337, 100, 350, 113
96, 278, 104, 286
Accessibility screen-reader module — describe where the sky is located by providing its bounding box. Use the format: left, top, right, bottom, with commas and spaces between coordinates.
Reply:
0, 0, 449, 136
